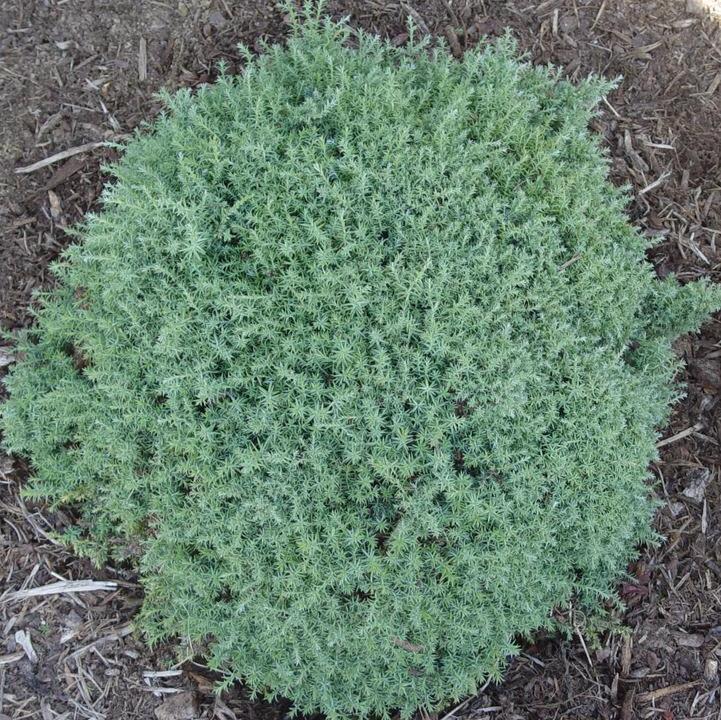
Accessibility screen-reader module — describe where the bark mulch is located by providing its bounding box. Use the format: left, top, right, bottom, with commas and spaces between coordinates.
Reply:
1, 1, 720, 719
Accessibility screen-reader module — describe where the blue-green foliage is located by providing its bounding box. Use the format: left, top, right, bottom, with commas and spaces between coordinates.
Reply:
2, 10, 720, 718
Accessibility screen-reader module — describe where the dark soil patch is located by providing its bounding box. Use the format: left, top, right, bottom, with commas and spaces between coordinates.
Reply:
1, 1, 720, 719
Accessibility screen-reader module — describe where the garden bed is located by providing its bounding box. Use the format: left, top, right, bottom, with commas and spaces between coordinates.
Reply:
1, 1, 720, 719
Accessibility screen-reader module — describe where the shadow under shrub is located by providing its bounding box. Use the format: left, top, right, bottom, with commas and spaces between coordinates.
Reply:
2, 7, 720, 718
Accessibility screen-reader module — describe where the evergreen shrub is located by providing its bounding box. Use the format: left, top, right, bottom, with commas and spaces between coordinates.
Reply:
2, 9, 720, 718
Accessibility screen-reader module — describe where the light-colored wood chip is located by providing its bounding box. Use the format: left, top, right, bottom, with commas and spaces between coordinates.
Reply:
143, 669, 183, 679
2, 579, 117, 604
657, 423, 704, 448
639, 171, 671, 195
402, 3, 430, 35
0, 651, 24, 666
15, 142, 109, 175
706, 72, 721, 95
139, 37, 148, 81
637, 679, 701, 703
0, 347, 15, 367
392, 637, 425, 653
14, 630, 38, 663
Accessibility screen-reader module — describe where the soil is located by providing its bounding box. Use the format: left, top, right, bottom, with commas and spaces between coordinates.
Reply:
1, 1, 721, 719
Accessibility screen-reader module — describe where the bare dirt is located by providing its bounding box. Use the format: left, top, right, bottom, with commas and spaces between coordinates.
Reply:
1, 1, 721, 719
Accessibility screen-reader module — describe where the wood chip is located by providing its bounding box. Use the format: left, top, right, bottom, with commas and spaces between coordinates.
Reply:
154, 691, 198, 720
621, 635, 633, 676
620, 687, 634, 720
592, 0, 607, 29
143, 669, 183, 679
0, 457, 13, 477
639, 171, 671, 195
444, 26, 463, 58
15, 141, 109, 175
37, 111, 64, 139
682, 468, 710, 502
138, 37, 148, 81
625, 40, 663, 60
392, 637, 425, 653
657, 423, 703, 447
602, 97, 621, 119
0, 651, 24, 666
558, 254, 581, 272
213, 697, 237, 720
44, 155, 87, 191
402, 3, 430, 35
2, 579, 117, 604
14, 630, 38, 663
48, 190, 62, 220
66, 624, 133, 660
535, 0, 561, 15
438, 696, 473, 720
636, 679, 701, 703
706, 72, 721, 95
576, 624, 593, 666
0, 347, 15, 368
186, 670, 215, 693
675, 632, 705, 648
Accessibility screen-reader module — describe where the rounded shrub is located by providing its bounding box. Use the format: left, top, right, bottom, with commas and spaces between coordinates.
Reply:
2, 10, 720, 719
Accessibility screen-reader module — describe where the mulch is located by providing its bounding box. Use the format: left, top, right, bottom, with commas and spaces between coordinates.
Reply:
1, 1, 720, 719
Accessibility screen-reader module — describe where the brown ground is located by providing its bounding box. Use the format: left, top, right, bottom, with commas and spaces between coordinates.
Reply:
1, 1, 721, 719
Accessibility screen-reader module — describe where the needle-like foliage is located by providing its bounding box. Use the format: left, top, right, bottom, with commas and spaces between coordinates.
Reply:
2, 8, 720, 718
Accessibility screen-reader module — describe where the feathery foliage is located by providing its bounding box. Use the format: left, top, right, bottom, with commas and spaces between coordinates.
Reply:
2, 8, 720, 718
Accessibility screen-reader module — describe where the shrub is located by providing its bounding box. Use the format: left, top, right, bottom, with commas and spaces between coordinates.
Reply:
2, 9, 720, 718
